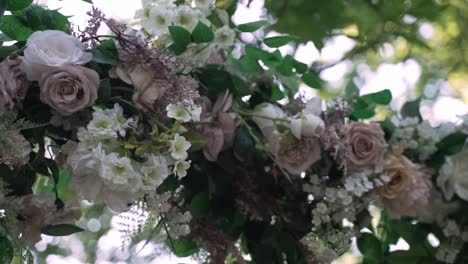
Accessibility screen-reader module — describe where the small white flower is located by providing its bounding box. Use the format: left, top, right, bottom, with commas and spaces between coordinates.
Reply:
437, 149, 468, 201
140, 155, 170, 190
173, 6, 199, 31
166, 100, 201, 122
194, 0, 215, 10
214, 26, 236, 49
87, 110, 118, 139
144, 7, 174, 36
104, 104, 136, 137
173, 160, 191, 178
100, 153, 142, 192
170, 134, 191, 160
289, 113, 324, 139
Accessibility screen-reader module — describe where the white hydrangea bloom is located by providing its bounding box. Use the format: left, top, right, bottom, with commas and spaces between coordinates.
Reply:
166, 100, 202, 122
140, 155, 170, 190
214, 26, 236, 49
194, 0, 215, 10
173, 6, 199, 31
100, 153, 143, 193
144, 7, 174, 36
170, 134, 191, 160
87, 110, 118, 139
173, 160, 191, 178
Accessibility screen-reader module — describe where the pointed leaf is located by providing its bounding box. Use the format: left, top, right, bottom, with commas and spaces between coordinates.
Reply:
237, 20, 268, 32
264, 35, 296, 48
41, 224, 84, 236
302, 72, 323, 89
191, 21, 214, 43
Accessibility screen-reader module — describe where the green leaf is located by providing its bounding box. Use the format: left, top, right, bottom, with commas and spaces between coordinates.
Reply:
0, 45, 18, 59
2, 0, 33, 11
360, 89, 392, 105
292, 60, 307, 74
41, 224, 84, 236
436, 132, 467, 155
182, 131, 208, 151
190, 192, 210, 217
357, 233, 383, 261
92, 39, 119, 65
13, 5, 70, 32
302, 72, 323, 89
0, 15, 33, 41
169, 26, 192, 54
345, 79, 359, 98
191, 21, 214, 43
98, 78, 112, 102
264, 35, 296, 48
277, 55, 294, 76
401, 99, 421, 119
81, 0, 93, 3
237, 20, 268, 32
271, 85, 285, 101
233, 127, 255, 162
169, 238, 199, 257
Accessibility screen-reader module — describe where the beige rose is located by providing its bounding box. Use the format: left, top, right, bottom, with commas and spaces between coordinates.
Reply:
377, 151, 433, 218
115, 64, 171, 112
377, 153, 414, 199
39, 66, 99, 116
342, 122, 387, 172
0, 58, 30, 113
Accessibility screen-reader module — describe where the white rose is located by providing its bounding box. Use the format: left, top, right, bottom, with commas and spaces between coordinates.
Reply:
437, 150, 468, 201
252, 103, 287, 140
289, 113, 324, 139
21, 30, 93, 81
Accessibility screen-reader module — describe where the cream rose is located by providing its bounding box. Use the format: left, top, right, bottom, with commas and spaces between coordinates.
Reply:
377, 151, 432, 218
342, 122, 387, 172
437, 149, 468, 201
115, 64, 171, 111
39, 66, 99, 116
21, 30, 93, 81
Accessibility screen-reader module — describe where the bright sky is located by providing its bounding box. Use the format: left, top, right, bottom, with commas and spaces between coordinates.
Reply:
31, 0, 468, 263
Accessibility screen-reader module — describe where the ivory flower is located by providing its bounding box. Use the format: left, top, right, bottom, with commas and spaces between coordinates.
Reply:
21, 30, 92, 81
173, 160, 191, 178
214, 26, 236, 49
140, 155, 170, 190
170, 134, 191, 160
437, 150, 468, 201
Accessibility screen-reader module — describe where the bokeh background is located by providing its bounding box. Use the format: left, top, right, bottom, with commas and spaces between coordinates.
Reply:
31, 0, 468, 263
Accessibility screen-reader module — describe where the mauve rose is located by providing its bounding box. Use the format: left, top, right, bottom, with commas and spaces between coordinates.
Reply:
200, 92, 236, 161
0, 58, 30, 113
115, 64, 171, 111
377, 151, 432, 218
342, 122, 387, 172
39, 65, 99, 116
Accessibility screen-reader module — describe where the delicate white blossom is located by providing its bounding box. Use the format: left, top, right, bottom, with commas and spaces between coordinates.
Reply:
173, 160, 191, 178
214, 26, 236, 49
170, 134, 191, 160
437, 149, 468, 201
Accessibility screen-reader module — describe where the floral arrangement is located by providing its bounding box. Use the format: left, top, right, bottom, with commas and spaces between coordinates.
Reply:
0, 0, 467, 263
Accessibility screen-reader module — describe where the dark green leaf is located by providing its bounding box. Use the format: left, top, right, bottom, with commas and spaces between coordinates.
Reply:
277, 55, 294, 76
41, 224, 84, 236
0, 45, 18, 59
191, 21, 214, 43
237, 20, 268, 32
98, 78, 112, 102
190, 192, 210, 217
2, 0, 33, 11
13, 5, 70, 32
271, 85, 285, 101
92, 39, 119, 65
182, 131, 208, 151
357, 233, 382, 261
292, 60, 308, 74
264, 35, 296, 48
169, 238, 199, 257
436, 132, 467, 155
234, 127, 255, 162
401, 99, 421, 119
0, 15, 33, 41
360, 89, 392, 105
169, 26, 192, 54
302, 72, 322, 89
345, 79, 359, 98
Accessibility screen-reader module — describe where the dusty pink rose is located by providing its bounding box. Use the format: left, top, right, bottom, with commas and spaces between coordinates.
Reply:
39, 65, 99, 116
200, 92, 236, 161
342, 122, 387, 172
0, 58, 30, 112
377, 151, 432, 218
273, 135, 322, 175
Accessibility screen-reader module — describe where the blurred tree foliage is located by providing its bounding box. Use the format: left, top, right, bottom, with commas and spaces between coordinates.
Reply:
265, 0, 468, 102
